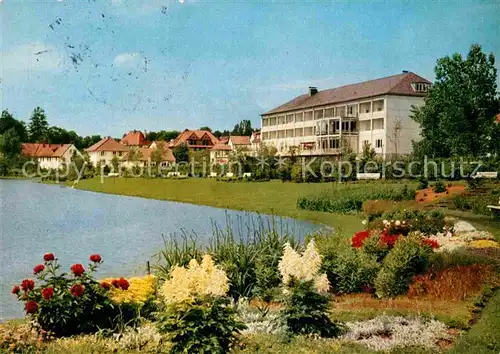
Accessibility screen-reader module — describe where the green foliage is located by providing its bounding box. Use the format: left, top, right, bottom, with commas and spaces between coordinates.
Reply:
411, 44, 499, 158
418, 177, 429, 190
156, 296, 246, 354
362, 234, 390, 262
297, 184, 416, 213
375, 235, 432, 298
330, 249, 380, 294
452, 185, 500, 216
0, 127, 21, 159
1, 110, 28, 142
376, 208, 447, 235
173, 143, 189, 163
28, 107, 49, 143
432, 180, 447, 193
232, 119, 253, 136
281, 279, 343, 338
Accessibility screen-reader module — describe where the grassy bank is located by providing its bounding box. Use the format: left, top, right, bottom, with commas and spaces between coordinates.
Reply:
72, 178, 365, 234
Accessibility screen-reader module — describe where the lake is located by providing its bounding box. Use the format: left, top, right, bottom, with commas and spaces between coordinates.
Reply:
0, 179, 320, 320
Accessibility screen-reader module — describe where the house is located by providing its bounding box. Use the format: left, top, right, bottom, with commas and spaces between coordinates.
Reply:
260, 71, 431, 157
120, 130, 150, 148
122, 145, 176, 169
219, 136, 230, 144
250, 131, 261, 153
85, 137, 129, 167
21, 143, 78, 170
228, 136, 251, 151
210, 143, 232, 165
169, 129, 220, 151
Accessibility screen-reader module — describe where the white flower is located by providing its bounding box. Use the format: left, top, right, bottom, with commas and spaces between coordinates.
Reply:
362, 220, 367, 225
383, 220, 389, 225
395, 220, 401, 226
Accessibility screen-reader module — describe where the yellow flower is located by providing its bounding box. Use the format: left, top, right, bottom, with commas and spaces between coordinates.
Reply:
160, 254, 229, 304
101, 275, 156, 305
469, 240, 499, 249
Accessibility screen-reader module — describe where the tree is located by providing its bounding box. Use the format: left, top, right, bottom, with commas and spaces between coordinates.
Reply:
173, 143, 189, 163
411, 44, 499, 158
1, 110, 28, 142
0, 128, 21, 158
387, 118, 403, 157
127, 147, 143, 162
199, 126, 212, 132
145, 130, 180, 142
28, 107, 49, 142
151, 142, 165, 165
232, 120, 253, 136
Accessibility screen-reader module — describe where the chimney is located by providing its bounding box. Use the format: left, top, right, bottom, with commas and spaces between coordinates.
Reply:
402, 70, 408, 73
309, 86, 318, 96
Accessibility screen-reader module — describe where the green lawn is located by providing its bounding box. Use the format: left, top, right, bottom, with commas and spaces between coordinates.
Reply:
73, 178, 366, 234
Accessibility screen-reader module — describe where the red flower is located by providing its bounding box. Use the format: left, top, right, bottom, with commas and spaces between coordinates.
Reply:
100, 282, 111, 290
12, 285, 20, 295
111, 279, 120, 288
89, 254, 102, 263
41, 287, 54, 300
70, 284, 85, 297
33, 264, 45, 275
21, 279, 35, 292
380, 233, 399, 248
24, 301, 38, 314
422, 239, 440, 249
118, 278, 130, 290
70, 264, 85, 277
43, 253, 55, 262
352, 230, 371, 248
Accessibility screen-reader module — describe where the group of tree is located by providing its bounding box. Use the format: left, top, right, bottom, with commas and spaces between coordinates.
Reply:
411, 43, 500, 158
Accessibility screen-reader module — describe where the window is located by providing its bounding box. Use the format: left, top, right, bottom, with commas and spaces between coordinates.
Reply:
100, 151, 105, 156
362, 140, 369, 147
348, 106, 353, 114
118, 152, 122, 156
375, 139, 383, 148
113, 151, 117, 156
413, 83, 430, 93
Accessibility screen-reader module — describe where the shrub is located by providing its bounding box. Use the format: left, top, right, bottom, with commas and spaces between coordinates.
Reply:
12, 253, 122, 337
157, 255, 246, 353
375, 236, 432, 298
278, 241, 343, 337
297, 184, 417, 214
408, 265, 498, 301
361, 233, 391, 262
281, 279, 343, 338
332, 249, 380, 294
375, 208, 448, 235
432, 180, 447, 193
157, 296, 245, 354
418, 177, 429, 190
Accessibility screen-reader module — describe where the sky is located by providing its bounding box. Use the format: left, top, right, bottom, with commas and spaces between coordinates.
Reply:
1, 0, 499, 137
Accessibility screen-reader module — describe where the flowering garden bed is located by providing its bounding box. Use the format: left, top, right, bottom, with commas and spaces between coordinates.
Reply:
1, 212, 499, 353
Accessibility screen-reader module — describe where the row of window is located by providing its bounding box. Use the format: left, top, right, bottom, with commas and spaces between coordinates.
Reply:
361, 139, 383, 148
262, 102, 385, 127
100, 151, 123, 156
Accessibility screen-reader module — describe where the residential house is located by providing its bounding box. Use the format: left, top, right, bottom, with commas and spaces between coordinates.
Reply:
21, 143, 78, 170
122, 146, 176, 169
228, 136, 251, 151
120, 130, 150, 148
210, 143, 232, 165
260, 71, 431, 157
169, 129, 220, 151
250, 131, 261, 154
85, 137, 129, 166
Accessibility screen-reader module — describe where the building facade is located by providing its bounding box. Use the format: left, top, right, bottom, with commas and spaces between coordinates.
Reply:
260, 71, 430, 157
85, 137, 129, 166
21, 143, 79, 170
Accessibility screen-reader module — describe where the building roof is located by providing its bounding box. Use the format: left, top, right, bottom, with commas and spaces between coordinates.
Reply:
21, 143, 73, 158
211, 143, 232, 151
262, 72, 431, 116
230, 135, 251, 145
120, 130, 150, 146
169, 129, 220, 148
85, 137, 129, 152
219, 136, 230, 144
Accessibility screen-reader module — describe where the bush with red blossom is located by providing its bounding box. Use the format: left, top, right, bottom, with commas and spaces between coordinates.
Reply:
421, 238, 440, 249
352, 230, 371, 248
12, 252, 130, 337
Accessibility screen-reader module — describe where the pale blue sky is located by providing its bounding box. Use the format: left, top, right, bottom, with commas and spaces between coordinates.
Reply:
1, 0, 499, 136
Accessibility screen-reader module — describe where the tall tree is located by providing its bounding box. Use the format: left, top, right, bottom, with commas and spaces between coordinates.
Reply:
173, 143, 189, 163
411, 44, 499, 157
1, 110, 28, 142
28, 107, 49, 143
199, 126, 212, 132
232, 120, 253, 136
0, 128, 22, 158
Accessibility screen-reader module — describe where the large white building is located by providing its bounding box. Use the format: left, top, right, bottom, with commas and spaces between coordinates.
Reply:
260, 71, 431, 157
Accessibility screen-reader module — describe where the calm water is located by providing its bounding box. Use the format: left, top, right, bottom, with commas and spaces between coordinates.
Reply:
0, 179, 320, 320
